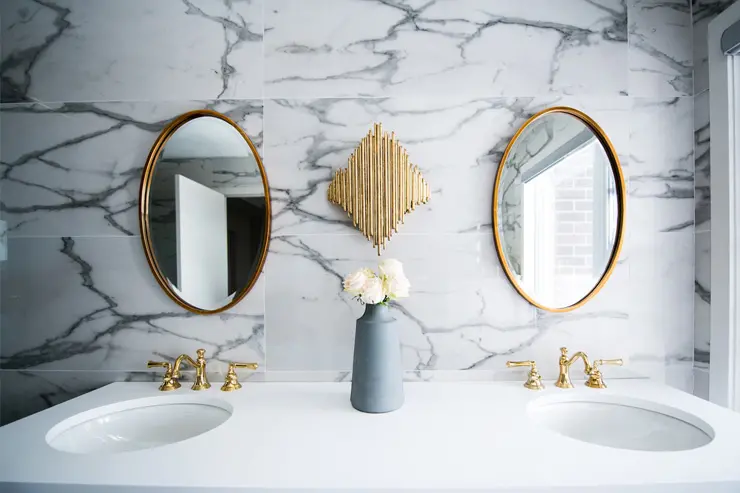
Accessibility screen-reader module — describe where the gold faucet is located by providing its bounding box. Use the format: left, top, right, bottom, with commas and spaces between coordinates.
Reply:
556, 347, 623, 389
556, 347, 589, 389
585, 358, 624, 389
220, 362, 259, 392
147, 360, 181, 391
172, 348, 211, 391
506, 360, 544, 390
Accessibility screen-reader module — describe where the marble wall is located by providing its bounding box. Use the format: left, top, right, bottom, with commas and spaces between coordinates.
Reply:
0, 0, 697, 424
692, 0, 736, 400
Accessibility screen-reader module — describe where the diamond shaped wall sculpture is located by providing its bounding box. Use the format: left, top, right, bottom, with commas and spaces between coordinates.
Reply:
327, 123, 430, 255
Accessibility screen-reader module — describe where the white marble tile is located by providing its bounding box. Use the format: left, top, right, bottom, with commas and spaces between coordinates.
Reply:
693, 366, 709, 399
265, 0, 628, 98
264, 233, 537, 371
265, 96, 630, 237
0, 100, 262, 237
0, 0, 263, 103
629, 0, 692, 97
628, 231, 694, 384
530, 258, 634, 380
0, 0, 704, 422
695, 90, 710, 232
0, 370, 158, 425
0, 237, 266, 372
252, 369, 644, 383
629, 97, 694, 234
694, 231, 711, 368
693, 0, 736, 94
664, 360, 694, 392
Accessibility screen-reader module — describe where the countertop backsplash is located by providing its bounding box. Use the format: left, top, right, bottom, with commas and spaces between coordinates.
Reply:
0, 0, 704, 424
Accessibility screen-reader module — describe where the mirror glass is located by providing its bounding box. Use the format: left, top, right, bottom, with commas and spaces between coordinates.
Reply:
143, 112, 269, 313
494, 109, 623, 311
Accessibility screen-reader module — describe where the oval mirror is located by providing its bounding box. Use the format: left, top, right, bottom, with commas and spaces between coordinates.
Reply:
139, 110, 270, 314
493, 107, 625, 312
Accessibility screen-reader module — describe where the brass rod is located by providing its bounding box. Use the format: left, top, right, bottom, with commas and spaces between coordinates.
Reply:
326, 124, 430, 254
392, 134, 398, 231
388, 133, 392, 246
368, 130, 374, 243
376, 124, 382, 252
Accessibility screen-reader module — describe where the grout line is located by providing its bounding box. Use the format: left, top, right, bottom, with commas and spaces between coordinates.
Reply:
5, 235, 141, 240
1, 94, 645, 108
262, 0, 268, 372
626, 0, 631, 98
261, 0, 265, 102
689, 0, 698, 380
0, 369, 159, 373
690, 0, 695, 98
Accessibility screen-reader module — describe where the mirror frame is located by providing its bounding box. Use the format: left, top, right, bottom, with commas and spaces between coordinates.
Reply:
492, 106, 626, 313
138, 109, 271, 315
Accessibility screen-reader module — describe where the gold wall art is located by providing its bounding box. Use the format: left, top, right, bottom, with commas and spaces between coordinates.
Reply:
328, 123, 430, 255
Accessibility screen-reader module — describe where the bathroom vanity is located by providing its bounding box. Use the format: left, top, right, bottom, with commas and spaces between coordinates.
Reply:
1, 380, 739, 492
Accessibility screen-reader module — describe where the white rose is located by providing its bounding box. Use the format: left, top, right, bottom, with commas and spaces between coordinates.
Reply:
360, 277, 386, 305
343, 269, 371, 295
386, 274, 410, 299
379, 258, 405, 278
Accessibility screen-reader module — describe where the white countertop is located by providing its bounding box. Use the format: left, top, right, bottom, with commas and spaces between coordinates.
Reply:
2, 380, 740, 492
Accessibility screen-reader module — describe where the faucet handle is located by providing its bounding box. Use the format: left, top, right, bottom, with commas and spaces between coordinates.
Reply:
586, 358, 623, 389
147, 361, 181, 392
594, 358, 623, 369
220, 362, 259, 392
506, 360, 544, 391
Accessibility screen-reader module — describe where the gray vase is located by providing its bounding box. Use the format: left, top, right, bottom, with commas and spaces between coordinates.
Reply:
350, 303, 404, 413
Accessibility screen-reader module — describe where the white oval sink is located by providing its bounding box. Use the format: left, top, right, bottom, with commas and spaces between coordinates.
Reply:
46, 396, 232, 454
528, 395, 714, 452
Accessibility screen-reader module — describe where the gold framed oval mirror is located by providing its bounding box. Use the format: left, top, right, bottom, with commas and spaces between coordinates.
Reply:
139, 109, 270, 315
493, 107, 625, 312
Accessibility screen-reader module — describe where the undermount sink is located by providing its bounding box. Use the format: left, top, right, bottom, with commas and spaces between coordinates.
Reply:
528, 394, 714, 452
46, 396, 232, 454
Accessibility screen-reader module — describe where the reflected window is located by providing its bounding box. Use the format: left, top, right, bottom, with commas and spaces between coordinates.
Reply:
521, 140, 618, 307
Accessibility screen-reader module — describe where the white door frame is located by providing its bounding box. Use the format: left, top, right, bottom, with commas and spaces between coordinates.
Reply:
709, 1, 740, 409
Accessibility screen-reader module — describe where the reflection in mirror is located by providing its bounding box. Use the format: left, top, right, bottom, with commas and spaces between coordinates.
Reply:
494, 108, 624, 312
141, 111, 269, 314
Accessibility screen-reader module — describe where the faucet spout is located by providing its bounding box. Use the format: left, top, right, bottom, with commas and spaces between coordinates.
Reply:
567, 351, 591, 371
172, 349, 211, 391
555, 347, 591, 389
172, 354, 197, 376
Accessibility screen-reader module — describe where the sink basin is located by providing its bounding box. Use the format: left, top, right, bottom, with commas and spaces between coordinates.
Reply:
528, 395, 714, 451
46, 396, 232, 454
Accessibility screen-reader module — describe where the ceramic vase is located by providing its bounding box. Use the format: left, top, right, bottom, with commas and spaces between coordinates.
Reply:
350, 303, 404, 413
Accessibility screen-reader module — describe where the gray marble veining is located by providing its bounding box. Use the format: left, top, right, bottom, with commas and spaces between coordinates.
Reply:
691, 0, 731, 383
0, 370, 159, 425
0, 0, 699, 424
629, 229, 694, 385
265, 0, 628, 98
629, 0, 692, 97
0, 236, 266, 372
265, 232, 539, 372
0, 0, 264, 103
266, 95, 630, 237
694, 231, 711, 368
694, 90, 711, 374
629, 97, 694, 233
0, 100, 262, 237
693, 0, 736, 94
695, 91, 711, 232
